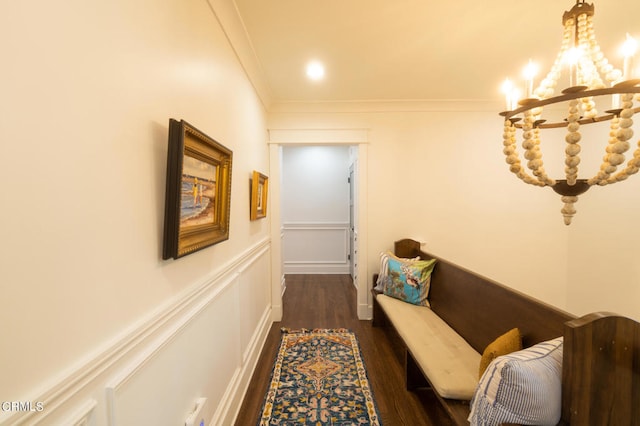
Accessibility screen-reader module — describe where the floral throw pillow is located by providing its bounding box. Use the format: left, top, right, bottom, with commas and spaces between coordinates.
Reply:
375, 251, 421, 292
383, 257, 437, 306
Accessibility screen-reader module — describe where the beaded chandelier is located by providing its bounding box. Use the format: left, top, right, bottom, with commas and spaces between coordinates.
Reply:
500, 1, 640, 225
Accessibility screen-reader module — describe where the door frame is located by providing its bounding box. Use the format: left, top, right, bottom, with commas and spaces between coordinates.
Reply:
348, 163, 356, 280
268, 128, 370, 320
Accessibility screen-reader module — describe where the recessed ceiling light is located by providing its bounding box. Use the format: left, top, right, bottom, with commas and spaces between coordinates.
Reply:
306, 61, 325, 81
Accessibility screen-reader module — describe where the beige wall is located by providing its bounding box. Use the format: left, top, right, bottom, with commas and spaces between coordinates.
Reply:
269, 101, 640, 322
566, 182, 640, 319
1, 0, 270, 424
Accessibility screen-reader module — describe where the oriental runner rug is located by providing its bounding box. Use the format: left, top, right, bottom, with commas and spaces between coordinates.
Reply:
257, 328, 382, 425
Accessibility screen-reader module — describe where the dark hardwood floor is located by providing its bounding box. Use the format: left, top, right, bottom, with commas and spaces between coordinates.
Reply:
234, 274, 450, 425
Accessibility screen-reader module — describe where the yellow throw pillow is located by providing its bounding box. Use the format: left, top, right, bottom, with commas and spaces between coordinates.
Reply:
479, 328, 522, 378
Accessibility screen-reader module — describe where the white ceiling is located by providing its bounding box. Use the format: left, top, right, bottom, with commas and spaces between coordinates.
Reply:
232, 0, 640, 104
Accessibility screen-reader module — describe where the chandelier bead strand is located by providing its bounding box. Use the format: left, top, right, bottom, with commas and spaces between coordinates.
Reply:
606, 95, 638, 183
503, 121, 522, 176
521, 111, 548, 186
565, 99, 582, 185
503, 120, 546, 186
588, 116, 621, 185
614, 144, 640, 181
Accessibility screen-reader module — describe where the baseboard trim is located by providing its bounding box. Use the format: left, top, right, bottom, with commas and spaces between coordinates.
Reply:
358, 302, 372, 321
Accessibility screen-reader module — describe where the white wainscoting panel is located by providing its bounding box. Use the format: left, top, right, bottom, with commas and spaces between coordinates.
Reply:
283, 222, 350, 274
237, 245, 271, 363
105, 279, 241, 426
2, 239, 272, 426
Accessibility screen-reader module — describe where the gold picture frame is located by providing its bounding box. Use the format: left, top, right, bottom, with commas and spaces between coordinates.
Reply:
163, 119, 233, 259
250, 171, 268, 220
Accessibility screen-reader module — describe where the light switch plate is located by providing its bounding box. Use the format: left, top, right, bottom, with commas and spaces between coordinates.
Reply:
185, 397, 208, 426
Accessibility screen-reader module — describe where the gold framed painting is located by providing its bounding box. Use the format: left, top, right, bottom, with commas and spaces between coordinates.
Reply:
250, 171, 268, 220
163, 119, 233, 259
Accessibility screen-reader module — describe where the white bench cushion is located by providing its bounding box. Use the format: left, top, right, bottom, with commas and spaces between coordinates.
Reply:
377, 294, 481, 400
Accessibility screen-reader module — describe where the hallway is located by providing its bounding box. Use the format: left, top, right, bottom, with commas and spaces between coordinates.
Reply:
235, 274, 450, 425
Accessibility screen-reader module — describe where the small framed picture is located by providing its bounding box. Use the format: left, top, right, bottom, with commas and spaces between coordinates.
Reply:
250, 171, 268, 220
163, 119, 233, 259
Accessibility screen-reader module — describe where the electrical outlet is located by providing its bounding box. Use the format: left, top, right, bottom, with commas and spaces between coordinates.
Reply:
184, 397, 208, 426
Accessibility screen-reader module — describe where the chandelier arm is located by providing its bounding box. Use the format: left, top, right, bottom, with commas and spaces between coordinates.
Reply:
500, 84, 640, 122
507, 106, 640, 129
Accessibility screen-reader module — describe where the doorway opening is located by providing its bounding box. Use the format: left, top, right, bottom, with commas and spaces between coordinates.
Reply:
280, 145, 355, 278
267, 129, 369, 321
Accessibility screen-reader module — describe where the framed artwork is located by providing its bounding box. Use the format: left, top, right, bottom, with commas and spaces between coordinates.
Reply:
250, 171, 268, 220
163, 119, 233, 259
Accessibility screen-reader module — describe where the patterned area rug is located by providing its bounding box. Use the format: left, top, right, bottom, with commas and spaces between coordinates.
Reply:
258, 328, 381, 425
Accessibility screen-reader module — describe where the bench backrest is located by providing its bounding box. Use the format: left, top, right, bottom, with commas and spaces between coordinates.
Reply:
394, 239, 574, 352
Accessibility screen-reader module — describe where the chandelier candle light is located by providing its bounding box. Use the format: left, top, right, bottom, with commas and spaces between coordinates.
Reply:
500, 1, 640, 225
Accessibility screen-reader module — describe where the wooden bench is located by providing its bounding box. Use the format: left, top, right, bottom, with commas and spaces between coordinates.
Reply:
372, 238, 640, 425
